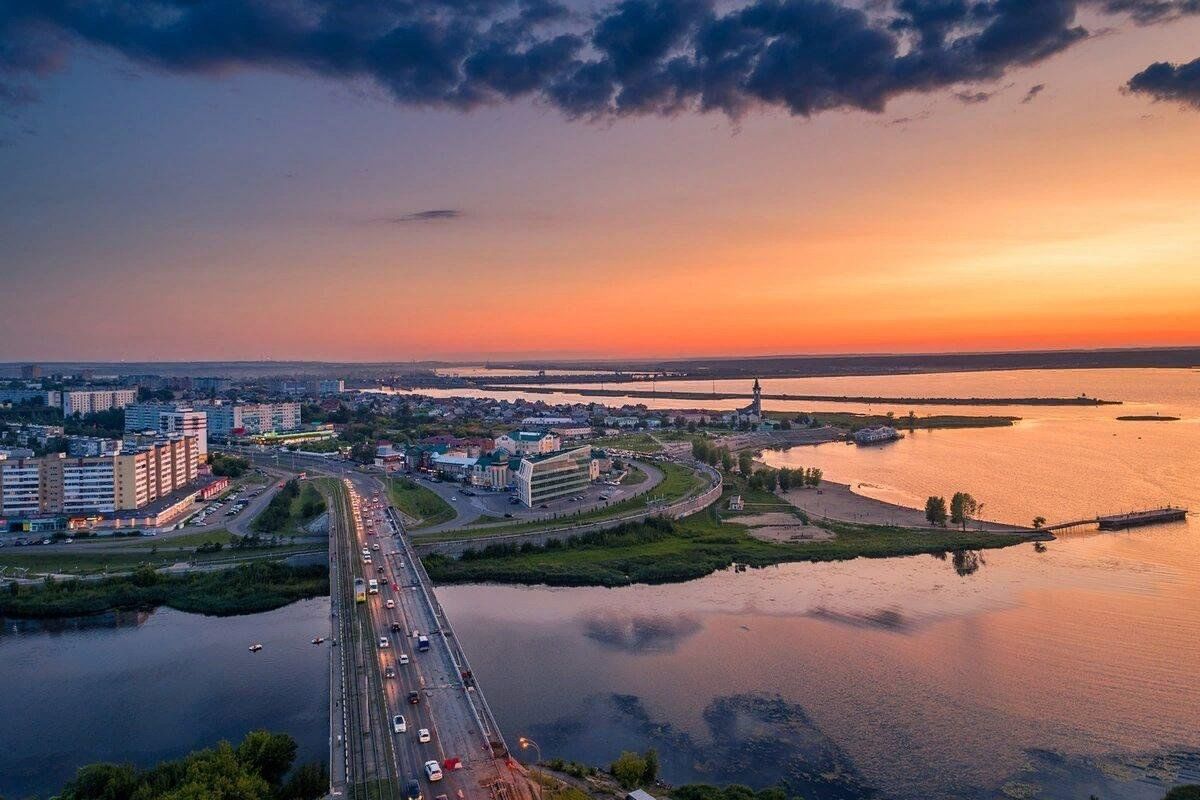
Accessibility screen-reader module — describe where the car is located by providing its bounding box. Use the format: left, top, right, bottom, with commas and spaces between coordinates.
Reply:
363, 555, 372, 564
393, 714, 407, 733
417, 728, 431, 743
385, 665, 396, 679
398, 653, 409, 665
385, 599, 395, 609
404, 780, 423, 800
450, 496, 457, 501
371, 543, 380, 551
377, 565, 386, 573
461, 489, 474, 496
503, 512, 513, 518
424, 761, 443, 782
378, 636, 390, 648
539, 504, 548, 509
408, 690, 420, 704
391, 622, 402, 632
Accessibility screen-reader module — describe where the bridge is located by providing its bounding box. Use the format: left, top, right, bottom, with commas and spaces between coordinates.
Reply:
315, 465, 536, 800
1042, 506, 1189, 533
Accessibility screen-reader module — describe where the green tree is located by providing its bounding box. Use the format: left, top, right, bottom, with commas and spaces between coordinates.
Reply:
950, 492, 979, 531
925, 496, 948, 526
610, 752, 649, 789
1164, 786, 1200, 800
778, 468, 792, 492
720, 448, 734, 472
236, 730, 297, 787
738, 452, 753, 475
278, 762, 329, 800
1032, 515, 1046, 529
642, 748, 659, 785
806, 467, 823, 487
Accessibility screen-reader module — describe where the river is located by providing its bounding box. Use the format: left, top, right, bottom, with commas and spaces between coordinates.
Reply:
432, 368, 1200, 799
4, 369, 1197, 799
0, 598, 331, 799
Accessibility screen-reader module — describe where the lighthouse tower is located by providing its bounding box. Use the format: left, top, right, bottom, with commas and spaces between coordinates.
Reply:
751, 378, 762, 418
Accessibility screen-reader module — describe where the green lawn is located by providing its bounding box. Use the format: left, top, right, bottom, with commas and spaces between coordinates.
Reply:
386, 476, 456, 528
425, 512, 1028, 587
420, 461, 709, 542
619, 465, 648, 485
251, 479, 327, 536
590, 433, 663, 453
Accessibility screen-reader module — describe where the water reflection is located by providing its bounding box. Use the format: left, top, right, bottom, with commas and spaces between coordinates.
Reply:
1, 609, 153, 636
581, 611, 703, 653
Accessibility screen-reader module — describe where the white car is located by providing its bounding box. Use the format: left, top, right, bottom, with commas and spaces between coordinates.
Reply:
417, 728, 431, 743
398, 653, 409, 664
424, 760, 443, 782
378, 636, 390, 648
393, 714, 407, 733
371, 543, 380, 551
385, 599, 395, 609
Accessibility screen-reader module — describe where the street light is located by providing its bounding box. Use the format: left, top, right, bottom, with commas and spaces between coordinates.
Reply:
517, 736, 542, 764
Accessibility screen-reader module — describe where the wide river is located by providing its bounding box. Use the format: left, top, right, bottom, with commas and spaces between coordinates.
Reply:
3, 369, 1197, 799
434, 368, 1200, 799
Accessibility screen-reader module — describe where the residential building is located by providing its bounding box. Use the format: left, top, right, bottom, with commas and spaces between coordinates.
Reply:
0, 435, 199, 517
470, 451, 522, 490
520, 416, 576, 427
192, 377, 232, 393
124, 403, 209, 456
61, 388, 138, 416
20, 364, 41, 380
7, 423, 64, 447
551, 425, 593, 439
514, 445, 594, 507
66, 436, 122, 457
318, 379, 345, 395
0, 388, 60, 407
430, 453, 477, 480
205, 402, 301, 437
495, 430, 561, 456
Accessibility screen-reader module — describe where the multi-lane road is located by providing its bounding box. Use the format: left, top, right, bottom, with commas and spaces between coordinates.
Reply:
329, 471, 534, 800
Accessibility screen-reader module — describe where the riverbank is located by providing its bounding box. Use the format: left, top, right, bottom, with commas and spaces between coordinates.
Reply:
777, 481, 1030, 533
0, 561, 329, 618
474, 384, 1119, 406
423, 512, 1028, 588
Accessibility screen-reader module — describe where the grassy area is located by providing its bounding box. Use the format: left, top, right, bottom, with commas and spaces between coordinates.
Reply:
0, 561, 329, 618
386, 476, 456, 528
767, 410, 1020, 431
0, 550, 167, 576
590, 433, 663, 453
619, 465, 648, 485
422, 461, 707, 541
252, 479, 327, 536
424, 512, 1027, 587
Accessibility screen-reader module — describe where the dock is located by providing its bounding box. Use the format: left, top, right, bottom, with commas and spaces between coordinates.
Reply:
1043, 506, 1189, 533
1097, 507, 1188, 530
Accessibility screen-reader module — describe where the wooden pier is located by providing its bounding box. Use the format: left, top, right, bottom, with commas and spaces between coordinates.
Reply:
1044, 507, 1189, 532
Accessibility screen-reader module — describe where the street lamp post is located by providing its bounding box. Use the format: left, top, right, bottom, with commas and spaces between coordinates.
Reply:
518, 736, 542, 764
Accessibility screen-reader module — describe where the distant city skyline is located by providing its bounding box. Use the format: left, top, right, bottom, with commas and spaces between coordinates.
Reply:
2, 1, 1199, 360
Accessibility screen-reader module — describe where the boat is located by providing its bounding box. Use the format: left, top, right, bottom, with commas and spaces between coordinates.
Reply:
248, 643, 263, 652
311, 637, 325, 645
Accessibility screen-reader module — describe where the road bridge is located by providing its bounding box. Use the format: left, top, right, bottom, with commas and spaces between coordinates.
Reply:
312, 466, 536, 800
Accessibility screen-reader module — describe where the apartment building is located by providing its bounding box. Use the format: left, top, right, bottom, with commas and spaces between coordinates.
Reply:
0, 435, 198, 517
124, 403, 208, 455
61, 388, 138, 416
495, 430, 561, 456
205, 402, 301, 437
66, 436, 122, 457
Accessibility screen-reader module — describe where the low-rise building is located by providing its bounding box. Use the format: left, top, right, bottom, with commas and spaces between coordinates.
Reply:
6, 423, 64, 447
551, 425, 593, 439
66, 436, 122, 457
495, 430, 561, 456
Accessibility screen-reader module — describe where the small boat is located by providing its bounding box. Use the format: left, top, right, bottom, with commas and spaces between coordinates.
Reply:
248, 643, 263, 652
311, 637, 325, 645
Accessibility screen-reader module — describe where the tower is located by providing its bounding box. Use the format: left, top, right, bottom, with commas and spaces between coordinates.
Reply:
752, 378, 762, 416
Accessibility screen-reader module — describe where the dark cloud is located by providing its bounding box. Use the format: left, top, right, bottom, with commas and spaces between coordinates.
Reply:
954, 89, 995, 103
386, 209, 463, 222
1126, 57, 1200, 108
1021, 82, 1045, 102
0, 0, 1197, 120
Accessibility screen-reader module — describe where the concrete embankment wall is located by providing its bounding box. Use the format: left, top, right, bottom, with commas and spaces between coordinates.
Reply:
413, 462, 723, 558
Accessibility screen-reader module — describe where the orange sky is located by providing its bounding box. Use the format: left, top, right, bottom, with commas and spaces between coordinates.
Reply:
0, 10, 1198, 360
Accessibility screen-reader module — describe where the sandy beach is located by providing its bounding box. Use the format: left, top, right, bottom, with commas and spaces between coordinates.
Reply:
778, 481, 1031, 533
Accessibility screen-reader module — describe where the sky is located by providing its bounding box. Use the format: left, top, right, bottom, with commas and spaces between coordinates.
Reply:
1, 0, 1199, 362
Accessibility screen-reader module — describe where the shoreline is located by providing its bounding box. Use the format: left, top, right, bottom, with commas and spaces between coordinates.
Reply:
472, 384, 1120, 406
776, 480, 1034, 534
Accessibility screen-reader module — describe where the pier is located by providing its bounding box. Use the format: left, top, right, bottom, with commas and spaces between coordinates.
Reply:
1043, 507, 1189, 533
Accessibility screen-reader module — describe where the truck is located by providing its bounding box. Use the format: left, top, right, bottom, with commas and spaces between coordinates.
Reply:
354, 578, 366, 603
416, 634, 430, 652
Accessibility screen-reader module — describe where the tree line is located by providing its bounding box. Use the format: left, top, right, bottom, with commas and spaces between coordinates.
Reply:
924, 492, 980, 530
